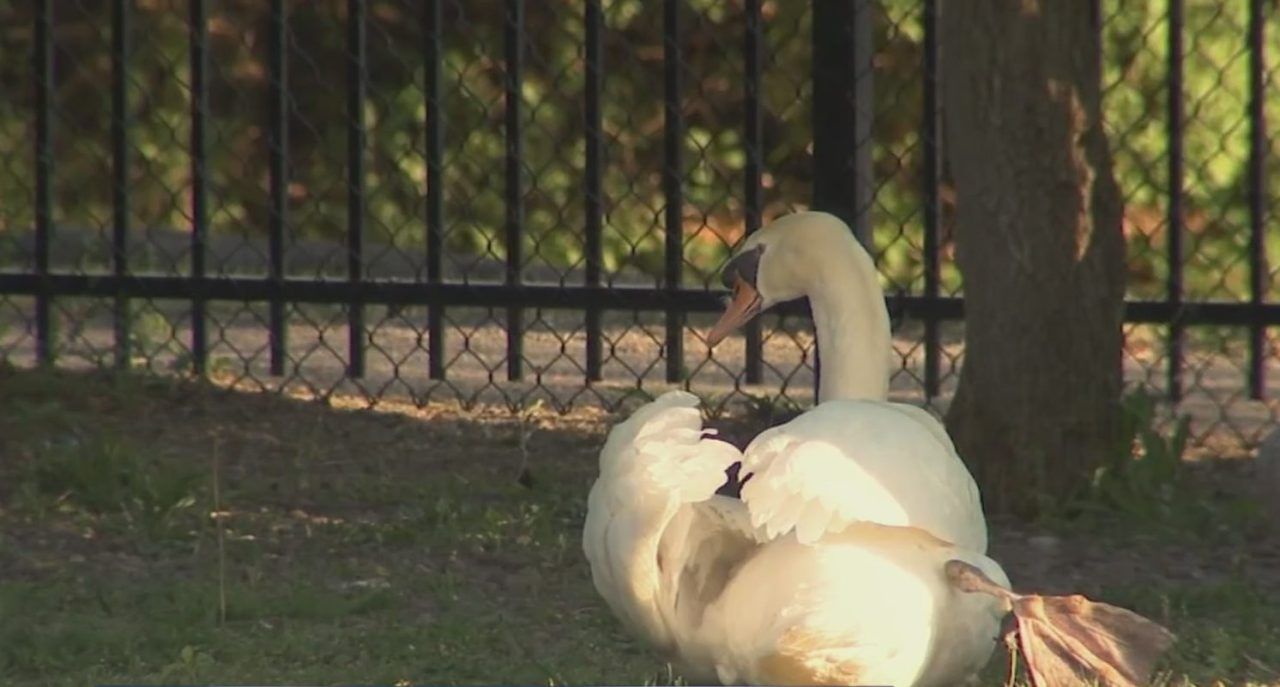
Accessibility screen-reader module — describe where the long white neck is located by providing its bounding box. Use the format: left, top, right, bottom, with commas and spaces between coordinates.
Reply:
806, 245, 892, 403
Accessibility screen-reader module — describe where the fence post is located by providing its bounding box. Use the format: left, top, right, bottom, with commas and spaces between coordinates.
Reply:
268, 0, 289, 376
812, 0, 872, 246
111, 0, 132, 369
190, 0, 209, 374
34, 0, 53, 366
425, 0, 446, 380
1247, 0, 1269, 400
663, 0, 684, 385
504, 0, 525, 382
1166, 0, 1185, 403
921, 0, 940, 400
346, 0, 367, 378
584, 0, 604, 383
811, 0, 874, 401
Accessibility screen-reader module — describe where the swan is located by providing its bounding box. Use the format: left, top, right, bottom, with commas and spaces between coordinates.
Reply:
583, 211, 1173, 686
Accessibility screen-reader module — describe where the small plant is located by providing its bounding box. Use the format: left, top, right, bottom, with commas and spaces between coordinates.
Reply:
128, 306, 181, 368
25, 430, 200, 540
1050, 391, 1260, 538
125, 458, 201, 541
739, 390, 804, 427
30, 433, 140, 513
512, 398, 547, 489
158, 645, 214, 683
1088, 391, 1192, 518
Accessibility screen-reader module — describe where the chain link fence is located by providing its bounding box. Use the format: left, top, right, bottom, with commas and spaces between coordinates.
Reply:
0, 0, 1277, 453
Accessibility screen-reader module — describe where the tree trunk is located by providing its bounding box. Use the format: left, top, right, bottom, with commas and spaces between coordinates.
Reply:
940, 1, 1126, 515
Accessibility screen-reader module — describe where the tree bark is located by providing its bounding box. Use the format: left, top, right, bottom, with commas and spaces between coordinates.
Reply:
940, 0, 1126, 515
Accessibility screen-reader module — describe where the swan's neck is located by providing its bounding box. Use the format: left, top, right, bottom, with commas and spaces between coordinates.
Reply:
807, 254, 892, 403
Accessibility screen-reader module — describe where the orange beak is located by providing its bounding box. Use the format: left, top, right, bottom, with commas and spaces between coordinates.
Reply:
706, 275, 763, 347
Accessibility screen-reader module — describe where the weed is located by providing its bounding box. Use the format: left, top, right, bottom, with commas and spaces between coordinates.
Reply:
159, 645, 215, 683
738, 389, 804, 426
1090, 391, 1192, 518
23, 430, 200, 540
1046, 392, 1261, 539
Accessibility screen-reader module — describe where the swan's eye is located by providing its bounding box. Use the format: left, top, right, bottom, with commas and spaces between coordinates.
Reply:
720, 264, 741, 289
720, 244, 764, 289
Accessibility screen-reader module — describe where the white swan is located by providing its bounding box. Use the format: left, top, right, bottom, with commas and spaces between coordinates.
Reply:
583, 211, 1173, 686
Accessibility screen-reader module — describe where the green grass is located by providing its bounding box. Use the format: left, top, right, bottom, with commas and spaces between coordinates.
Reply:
1112, 581, 1280, 683
0, 366, 1276, 686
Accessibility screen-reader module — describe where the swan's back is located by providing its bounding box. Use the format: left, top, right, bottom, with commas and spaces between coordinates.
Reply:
741, 399, 987, 551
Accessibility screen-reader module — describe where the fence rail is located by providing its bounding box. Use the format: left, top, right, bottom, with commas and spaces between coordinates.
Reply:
0, 0, 1277, 450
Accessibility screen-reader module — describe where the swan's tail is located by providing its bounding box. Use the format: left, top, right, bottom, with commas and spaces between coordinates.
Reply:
598, 390, 742, 504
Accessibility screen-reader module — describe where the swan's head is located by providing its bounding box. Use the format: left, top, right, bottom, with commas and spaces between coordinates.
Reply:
707, 211, 874, 346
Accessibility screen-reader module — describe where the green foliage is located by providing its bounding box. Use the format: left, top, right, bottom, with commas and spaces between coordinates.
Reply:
1089, 391, 1191, 518
1045, 391, 1261, 539
738, 389, 804, 426
1100, 0, 1280, 302
1103, 580, 1280, 684
4, 2, 1270, 300
23, 430, 201, 540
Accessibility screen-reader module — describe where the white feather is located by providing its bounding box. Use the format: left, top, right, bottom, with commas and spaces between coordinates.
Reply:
740, 399, 987, 551
582, 391, 745, 657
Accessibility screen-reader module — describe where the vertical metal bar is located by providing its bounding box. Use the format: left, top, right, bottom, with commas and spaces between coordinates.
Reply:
34, 0, 53, 365
663, 0, 684, 384
425, 0, 445, 379
852, 0, 874, 247
584, 0, 604, 382
811, 0, 858, 401
1166, 0, 1185, 402
742, 0, 763, 385
111, 0, 131, 369
268, 0, 288, 375
921, 0, 941, 400
189, 0, 208, 374
811, 1, 858, 241
504, 0, 524, 381
346, 0, 366, 378
1247, 0, 1269, 400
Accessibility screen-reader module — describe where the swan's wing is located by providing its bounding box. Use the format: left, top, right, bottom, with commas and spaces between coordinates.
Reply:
881, 402, 985, 546
690, 493, 765, 542
657, 496, 761, 631
739, 399, 986, 550
583, 391, 745, 654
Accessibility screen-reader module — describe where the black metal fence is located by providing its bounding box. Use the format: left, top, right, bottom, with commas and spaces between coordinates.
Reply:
0, 1, 1276, 449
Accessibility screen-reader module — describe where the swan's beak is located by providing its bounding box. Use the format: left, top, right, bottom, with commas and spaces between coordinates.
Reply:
707, 275, 762, 347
